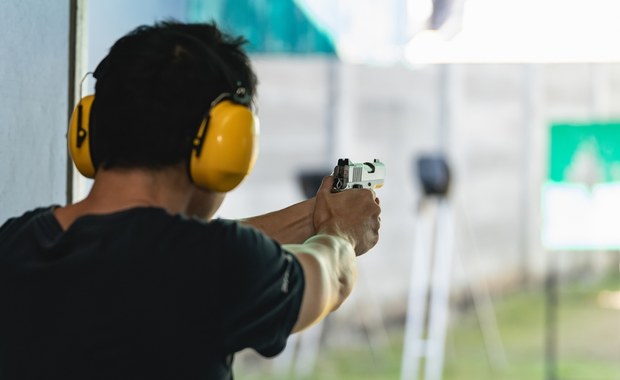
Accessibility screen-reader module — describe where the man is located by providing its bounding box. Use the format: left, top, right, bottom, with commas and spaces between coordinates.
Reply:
0, 21, 380, 379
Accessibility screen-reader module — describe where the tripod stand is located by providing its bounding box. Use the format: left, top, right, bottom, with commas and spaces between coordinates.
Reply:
400, 194, 508, 380
400, 196, 454, 380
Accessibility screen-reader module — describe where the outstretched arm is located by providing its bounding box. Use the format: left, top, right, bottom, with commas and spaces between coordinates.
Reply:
282, 176, 381, 333
285, 234, 356, 332
239, 198, 316, 244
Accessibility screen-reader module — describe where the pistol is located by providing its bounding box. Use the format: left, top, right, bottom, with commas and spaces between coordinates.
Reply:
332, 158, 385, 192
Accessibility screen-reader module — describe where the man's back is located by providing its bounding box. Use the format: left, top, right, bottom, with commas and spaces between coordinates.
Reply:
0, 207, 303, 379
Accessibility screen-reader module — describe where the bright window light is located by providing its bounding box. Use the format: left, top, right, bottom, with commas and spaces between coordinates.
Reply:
298, 0, 620, 64
405, 0, 620, 64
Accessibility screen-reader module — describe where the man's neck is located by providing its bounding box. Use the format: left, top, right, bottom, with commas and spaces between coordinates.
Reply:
54, 166, 193, 230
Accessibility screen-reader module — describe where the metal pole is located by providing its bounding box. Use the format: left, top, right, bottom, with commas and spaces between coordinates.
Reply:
544, 251, 559, 380
424, 197, 454, 380
401, 199, 434, 380
437, 65, 450, 154
325, 57, 340, 166
520, 64, 538, 287
66, 0, 79, 205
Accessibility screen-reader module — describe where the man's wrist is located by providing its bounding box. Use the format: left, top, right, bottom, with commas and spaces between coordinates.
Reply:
304, 233, 354, 253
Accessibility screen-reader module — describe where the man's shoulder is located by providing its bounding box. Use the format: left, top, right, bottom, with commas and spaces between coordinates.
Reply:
0, 206, 56, 237
106, 209, 272, 252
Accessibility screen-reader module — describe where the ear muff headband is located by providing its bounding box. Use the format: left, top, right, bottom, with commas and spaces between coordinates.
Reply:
190, 98, 259, 192
68, 94, 96, 178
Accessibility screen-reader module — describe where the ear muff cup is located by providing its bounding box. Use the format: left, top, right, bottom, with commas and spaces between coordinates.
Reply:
190, 99, 259, 192
68, 95, 97, 178
67, 94, 259, 193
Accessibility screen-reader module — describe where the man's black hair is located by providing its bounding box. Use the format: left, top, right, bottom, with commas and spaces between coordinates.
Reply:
90, 21, 258, 170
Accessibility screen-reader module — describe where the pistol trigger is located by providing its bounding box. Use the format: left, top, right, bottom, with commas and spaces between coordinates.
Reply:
332, 178, 342, 191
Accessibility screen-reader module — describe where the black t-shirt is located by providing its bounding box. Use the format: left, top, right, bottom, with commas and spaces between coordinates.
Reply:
0, 207, 304, 380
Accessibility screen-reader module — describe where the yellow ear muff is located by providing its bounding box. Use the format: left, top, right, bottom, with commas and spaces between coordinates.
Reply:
68, 95, 96, 178
190, 100, 259, 192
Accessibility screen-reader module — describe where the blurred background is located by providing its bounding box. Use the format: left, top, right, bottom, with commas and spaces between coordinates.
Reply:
2, 0, 620, 379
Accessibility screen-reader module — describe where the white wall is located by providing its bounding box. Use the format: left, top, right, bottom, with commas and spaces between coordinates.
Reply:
87, 0, 186, 70
0, 1, 72, 222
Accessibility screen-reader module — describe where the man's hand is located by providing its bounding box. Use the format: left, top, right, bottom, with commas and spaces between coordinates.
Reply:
313, 176, 381, 256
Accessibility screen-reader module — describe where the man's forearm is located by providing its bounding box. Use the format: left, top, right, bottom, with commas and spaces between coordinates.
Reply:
239, 198, 316, 244
284, 234, 357, 333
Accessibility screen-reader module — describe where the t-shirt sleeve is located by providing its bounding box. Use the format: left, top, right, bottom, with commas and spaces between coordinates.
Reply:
215, 221, 305, 357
